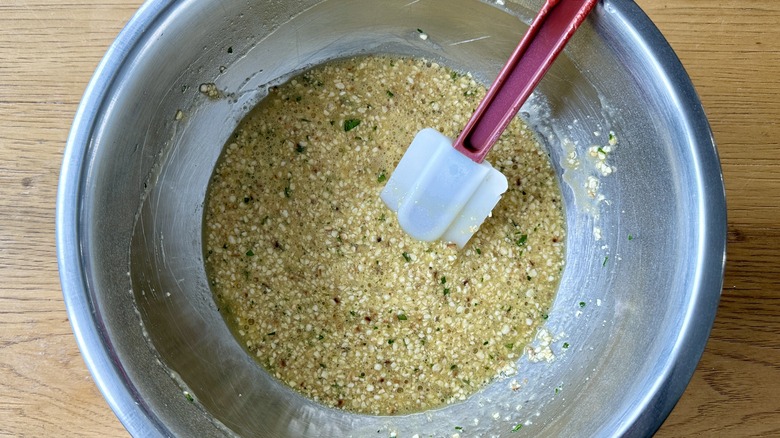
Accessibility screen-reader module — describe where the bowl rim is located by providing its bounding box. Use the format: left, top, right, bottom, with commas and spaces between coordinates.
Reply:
56, 1, 176, 436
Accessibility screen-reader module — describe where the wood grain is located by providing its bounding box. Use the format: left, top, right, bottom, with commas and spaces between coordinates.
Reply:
1, 0, 778, 436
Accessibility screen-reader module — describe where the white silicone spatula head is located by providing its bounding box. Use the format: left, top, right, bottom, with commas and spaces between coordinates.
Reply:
382, 0, 597, 248
380, 128, 508, 248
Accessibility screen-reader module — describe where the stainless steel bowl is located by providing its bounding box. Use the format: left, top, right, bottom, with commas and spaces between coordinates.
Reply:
57, 0, 726, 436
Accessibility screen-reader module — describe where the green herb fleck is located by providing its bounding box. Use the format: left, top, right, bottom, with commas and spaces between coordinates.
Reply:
483, 341, 489, 345
515, 234, 528, 246
603, 256, 609, 267
443, 288, 451, 296
579, 301, 586, 308
628, 234, 634, 241
388, 339, 394, 345
542, 313, 549, 320
295, 143, 307, 154
450, 364, 458, 371
343, 118, 361, 132
597, 147, 607, 155
397, 313, 408, 321
267, 331, 276, 336
512, 424, 523, 432
349, 310, 357, 317
505, 343, 514, 350
402, 252, 412, 262
609, 131, 617, 143
417, 28, 424, 33
475, 248, 481, 255
317, 334, 324, 340
284, 184, 291, 198
563, 342, 570, 349
245, 250, 254, 257
377, 171, 387, 183
386, 90, 394, 97
184, 391, 194, 402
455, 426, 463, 431
440, 276, 447, 284
379, 213, 386, 222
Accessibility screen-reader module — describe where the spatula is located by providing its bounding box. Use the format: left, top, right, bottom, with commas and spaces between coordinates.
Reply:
381, 0, 597, 248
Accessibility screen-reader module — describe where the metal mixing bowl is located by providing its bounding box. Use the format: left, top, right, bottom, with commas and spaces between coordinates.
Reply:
56, 0, 726, 436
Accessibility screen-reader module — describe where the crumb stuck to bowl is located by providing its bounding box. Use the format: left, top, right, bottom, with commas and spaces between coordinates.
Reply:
204, 55, 566, 415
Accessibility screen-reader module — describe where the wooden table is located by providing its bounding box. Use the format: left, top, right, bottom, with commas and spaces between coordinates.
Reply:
1, 0, 777, 436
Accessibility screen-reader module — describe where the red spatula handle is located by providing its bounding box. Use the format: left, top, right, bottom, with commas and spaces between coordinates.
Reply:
453, 0, 597, 163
